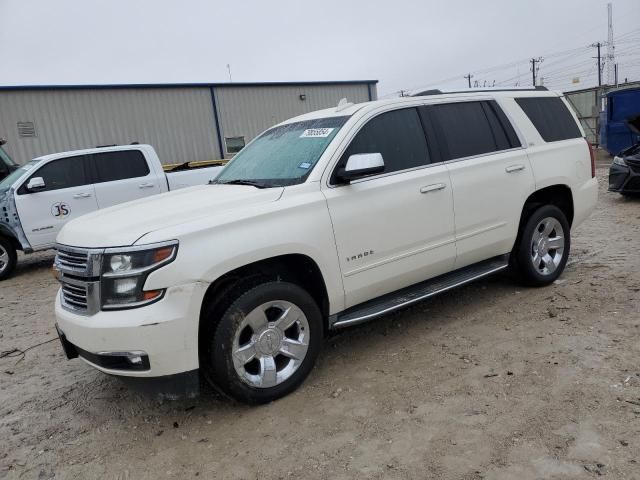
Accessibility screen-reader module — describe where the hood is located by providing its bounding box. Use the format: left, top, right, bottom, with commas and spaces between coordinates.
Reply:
57, 184, 284, 248
626, 114, 640, 135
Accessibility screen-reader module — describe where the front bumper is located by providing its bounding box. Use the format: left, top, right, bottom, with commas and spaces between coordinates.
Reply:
609, 160, 640, 193
55, 281, 208, 378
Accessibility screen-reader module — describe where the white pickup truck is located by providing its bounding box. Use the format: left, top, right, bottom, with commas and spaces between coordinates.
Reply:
54, 89, 598, 403
0, 144, 223, 279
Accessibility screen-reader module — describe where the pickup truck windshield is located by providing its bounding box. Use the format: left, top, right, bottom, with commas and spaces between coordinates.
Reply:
0, 159, 38, 193
215, 116, 350, 187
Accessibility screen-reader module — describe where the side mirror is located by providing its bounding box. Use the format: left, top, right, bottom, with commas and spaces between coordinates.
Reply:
27, 177, 46, 191
336, 153, 384, 183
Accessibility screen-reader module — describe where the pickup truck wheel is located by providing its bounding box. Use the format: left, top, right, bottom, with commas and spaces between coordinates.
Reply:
513, 205, 570, 286
204, 281, 322, 404
0, 237, 17, 281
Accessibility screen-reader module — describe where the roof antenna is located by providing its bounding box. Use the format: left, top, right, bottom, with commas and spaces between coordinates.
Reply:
336, 97, 353, 112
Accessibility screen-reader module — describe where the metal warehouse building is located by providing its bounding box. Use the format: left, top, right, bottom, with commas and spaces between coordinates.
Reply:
0, 80, 378, 164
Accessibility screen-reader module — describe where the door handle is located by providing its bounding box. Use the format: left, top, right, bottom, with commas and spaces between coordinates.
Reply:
72, 193, 92, 198
138, 183, 155, 189
505, 164, 525, 173
420, 183, 446, 194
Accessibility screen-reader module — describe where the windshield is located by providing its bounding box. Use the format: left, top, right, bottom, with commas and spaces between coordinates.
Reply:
215, 116, 350, 187
0, 159, 39, 192
0, 146, 17, 168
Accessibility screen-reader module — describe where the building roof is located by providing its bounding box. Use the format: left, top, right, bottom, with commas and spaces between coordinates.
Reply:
0, 80, 378, 91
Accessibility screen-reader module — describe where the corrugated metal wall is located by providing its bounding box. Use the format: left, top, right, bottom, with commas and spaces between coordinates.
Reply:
0, 82, 375, 164
214, 84, 372, 155
0, 87, 221, 164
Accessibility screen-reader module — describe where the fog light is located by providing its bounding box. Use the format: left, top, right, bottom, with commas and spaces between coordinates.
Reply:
128, 355, 143, 365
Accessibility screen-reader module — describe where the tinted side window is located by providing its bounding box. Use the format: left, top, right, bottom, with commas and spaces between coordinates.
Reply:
488, 101, 521, 148
515, 97, 582, 142
24, 155, 89, 192
428, 102, 498, 160
483, 101, 521, 150
335, 108, 429, 179
91, 150, 150, 183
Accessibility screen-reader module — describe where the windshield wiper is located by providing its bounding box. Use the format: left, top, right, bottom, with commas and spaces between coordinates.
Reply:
213, 179, 271, 189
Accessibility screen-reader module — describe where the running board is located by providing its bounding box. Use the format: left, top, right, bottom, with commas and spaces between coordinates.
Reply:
329, 254, 510, 329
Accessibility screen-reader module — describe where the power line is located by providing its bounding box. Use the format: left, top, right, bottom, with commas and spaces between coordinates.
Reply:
380, 25, 640, 97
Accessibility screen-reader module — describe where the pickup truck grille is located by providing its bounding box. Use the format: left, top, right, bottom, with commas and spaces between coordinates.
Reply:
55, 245, 102, 315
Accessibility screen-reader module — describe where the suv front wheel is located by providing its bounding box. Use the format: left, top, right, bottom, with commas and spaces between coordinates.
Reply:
512, 205, 571, 286
202, 281, 323, 404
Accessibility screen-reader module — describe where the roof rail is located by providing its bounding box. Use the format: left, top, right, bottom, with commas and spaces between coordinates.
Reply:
411, 86, 548, 97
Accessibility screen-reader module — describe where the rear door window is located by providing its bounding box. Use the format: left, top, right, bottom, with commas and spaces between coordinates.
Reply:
482, 101, 521, 150
515, 97, 582, 142
427, 101, 501, 160
90, 150, 150, 183
333, 107, 430, 181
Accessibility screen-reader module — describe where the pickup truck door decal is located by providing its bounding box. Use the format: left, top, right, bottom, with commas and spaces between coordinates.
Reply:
14, 187, 98, 249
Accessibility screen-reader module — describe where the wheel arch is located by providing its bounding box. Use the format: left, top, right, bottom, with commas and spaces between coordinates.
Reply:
197, 253, 331, 364
518, 184, 574, 231
0, 226, 22, 253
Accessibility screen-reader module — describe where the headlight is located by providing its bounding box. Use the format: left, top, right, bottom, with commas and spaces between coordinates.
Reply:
101, 241, 178, 309
613, 156, 627, 166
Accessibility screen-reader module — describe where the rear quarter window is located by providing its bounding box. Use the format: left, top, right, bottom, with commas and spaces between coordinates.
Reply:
515, 97, 582, 142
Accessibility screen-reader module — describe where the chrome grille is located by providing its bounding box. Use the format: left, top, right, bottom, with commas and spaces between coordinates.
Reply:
55, 245, 102, 315
61, 281, 88, 310
56, 249, 89, 272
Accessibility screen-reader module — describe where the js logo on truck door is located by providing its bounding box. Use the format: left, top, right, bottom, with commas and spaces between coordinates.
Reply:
51, 202, 70, 218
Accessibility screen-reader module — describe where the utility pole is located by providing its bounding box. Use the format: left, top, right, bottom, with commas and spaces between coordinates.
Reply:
464, 73, 473, 88
592, 42, 602, 86
614, 64, 619, 86
226, 64, 233, 82
530, 57, 543, 86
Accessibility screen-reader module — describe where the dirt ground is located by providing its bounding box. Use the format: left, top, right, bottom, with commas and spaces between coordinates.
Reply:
1, 153, 639, 480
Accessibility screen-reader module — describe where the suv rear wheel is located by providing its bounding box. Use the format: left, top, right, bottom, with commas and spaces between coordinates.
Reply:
0, 237, 17, 281
512, 205, 570, 286
202, 281, 323, 404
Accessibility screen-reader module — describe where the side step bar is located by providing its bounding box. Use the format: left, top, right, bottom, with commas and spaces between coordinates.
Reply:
329, 254, 510, 329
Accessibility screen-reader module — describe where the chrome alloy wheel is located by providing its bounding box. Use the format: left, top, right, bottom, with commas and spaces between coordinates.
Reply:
232, 301, 310, 388
0, 244, 8, 274
530, 217, 565, 276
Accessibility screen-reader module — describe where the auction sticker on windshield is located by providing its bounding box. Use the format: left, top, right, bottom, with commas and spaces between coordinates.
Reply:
300, 128, 335, 138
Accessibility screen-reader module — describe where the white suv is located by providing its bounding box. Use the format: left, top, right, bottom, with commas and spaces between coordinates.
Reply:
54, 89, 598, 403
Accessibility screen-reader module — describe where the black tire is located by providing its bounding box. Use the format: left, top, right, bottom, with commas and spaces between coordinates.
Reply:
511, 205, 570, 287
202, 281, 323, 404
0, 237, 17, 281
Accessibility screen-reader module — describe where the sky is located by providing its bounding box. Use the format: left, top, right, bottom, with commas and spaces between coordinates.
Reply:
0, 0, 639, 96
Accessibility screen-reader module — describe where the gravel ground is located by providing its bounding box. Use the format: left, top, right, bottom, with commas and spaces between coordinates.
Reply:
1, 155, 639, 480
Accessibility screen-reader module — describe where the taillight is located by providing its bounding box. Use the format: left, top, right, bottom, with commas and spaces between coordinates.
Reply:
586, 138, 596, 178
